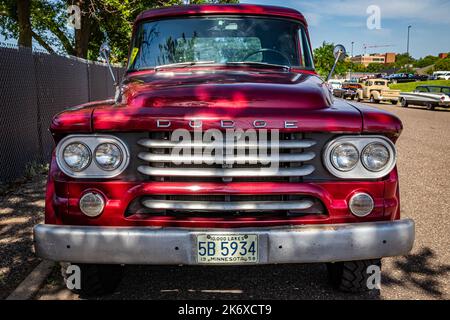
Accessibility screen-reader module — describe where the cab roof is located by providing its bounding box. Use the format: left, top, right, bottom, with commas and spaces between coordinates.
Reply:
135, 4, 307, 27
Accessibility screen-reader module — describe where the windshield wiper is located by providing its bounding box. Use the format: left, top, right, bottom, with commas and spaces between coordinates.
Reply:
226, 61, 291, 70
154, 60, 216, 70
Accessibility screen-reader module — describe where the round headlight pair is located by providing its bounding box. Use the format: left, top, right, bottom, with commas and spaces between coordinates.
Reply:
331, 142, 390, 172
63, 142, 122, 172
325, 136, 396, 179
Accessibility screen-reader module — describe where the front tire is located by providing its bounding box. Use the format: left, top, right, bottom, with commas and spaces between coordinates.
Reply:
61, 263, 124, 296
426, 103, 435, 111
400, 98, 408, 108
327, 259, 381, 292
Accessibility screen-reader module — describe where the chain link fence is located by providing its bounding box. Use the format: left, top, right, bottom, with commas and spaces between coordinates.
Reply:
0, 45, 126, 183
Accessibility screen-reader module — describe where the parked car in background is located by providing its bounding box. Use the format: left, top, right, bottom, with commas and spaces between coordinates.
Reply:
327, 79, 344, 90
333, 82, 362, 100
437, 72, 450, 80
355, 79, 400, 104
387, 73, 428, 83
432, 71, 450, 80
399, 85, 450, 110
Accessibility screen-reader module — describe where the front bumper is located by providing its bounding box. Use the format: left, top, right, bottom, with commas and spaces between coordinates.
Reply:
34, 219, 414, 265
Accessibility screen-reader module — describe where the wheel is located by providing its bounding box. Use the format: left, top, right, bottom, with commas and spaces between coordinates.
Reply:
327, 259, 381, 292
369, 96, 375, 103
426, 103, 435, 111
355, 95, 361, 102
400, 98, 408, 108
390, 100, 397, 105
61, 263, 124, 296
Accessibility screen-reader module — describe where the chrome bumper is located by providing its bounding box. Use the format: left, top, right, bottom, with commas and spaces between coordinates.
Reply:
34, 219, 414, 265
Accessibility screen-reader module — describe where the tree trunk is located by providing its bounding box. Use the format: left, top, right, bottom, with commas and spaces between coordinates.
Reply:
74, 0, 91, 58
17, 0, 32, 47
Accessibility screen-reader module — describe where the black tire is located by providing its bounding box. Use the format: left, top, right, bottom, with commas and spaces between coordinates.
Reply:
369, 96, 375, 103
426, 103, 435, 111
355, 95, 361, 102
327, 259, 381, 292
390, 100, 397, 105
400, 98, 408, 108
61, 263, 124, 296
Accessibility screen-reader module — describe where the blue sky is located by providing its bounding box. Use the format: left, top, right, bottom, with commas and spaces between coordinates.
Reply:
1, 0, 449, 59
242, 0, 450, 58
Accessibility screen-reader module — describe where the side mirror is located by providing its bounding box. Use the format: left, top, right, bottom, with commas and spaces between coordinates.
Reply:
333, 44, 347, 62
326, 44, 346, 82
99, 42, 111, 61
99, 42, 117, 85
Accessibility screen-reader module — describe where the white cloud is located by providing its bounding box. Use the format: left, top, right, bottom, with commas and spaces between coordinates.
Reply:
288, 0, 450, 24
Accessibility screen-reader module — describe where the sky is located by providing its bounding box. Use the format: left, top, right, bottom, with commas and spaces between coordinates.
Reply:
241, 0, 450, 58
1, 0, 449, 59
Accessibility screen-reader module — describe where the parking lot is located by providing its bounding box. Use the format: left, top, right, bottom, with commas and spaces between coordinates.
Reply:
24, 102, 446, 300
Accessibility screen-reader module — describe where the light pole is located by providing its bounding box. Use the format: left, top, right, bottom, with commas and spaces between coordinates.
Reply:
407, 25, 412, 57
349, 41, 354, 81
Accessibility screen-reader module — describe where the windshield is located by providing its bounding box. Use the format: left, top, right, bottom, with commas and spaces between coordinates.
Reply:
128, 16, 314, 71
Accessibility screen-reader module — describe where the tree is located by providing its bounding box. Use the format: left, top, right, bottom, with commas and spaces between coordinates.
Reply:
17, 0, 31, 47
434, 58, 450, 71
414, 55, 438, 68
313, 42, 348, 78
0, 0, 239, 60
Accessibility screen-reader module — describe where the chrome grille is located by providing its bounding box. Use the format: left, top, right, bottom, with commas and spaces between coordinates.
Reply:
136, 132, 317, 182
132, 195, 326, 217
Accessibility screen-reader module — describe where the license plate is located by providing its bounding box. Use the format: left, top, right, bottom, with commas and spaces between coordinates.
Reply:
196, 234, 258, 264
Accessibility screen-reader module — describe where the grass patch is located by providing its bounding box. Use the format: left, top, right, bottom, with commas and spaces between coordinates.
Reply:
389, 80, 450, 92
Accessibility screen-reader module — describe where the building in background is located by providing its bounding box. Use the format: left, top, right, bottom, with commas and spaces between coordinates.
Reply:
351, 53, 396, 66
438, 53, 448, 59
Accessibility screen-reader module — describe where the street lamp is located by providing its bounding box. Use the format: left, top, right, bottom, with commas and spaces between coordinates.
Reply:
407, 25, 412, 57
349, 41, 354, 81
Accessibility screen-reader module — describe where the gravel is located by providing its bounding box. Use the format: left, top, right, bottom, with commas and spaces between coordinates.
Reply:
32, 103, 450, 299
0, 174, 46, 299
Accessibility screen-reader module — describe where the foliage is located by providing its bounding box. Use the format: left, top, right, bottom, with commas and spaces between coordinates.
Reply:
313, 41, 349, 78
0, 0, 239, 62
434, 58, 450, 71
389, 80, 450, 92
393, 52, 415, 69
413, 55, 439, 68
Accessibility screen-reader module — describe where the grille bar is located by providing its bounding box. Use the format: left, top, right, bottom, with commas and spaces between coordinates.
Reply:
137, 166, 315, 177
138, 152, 315, 163
137, 138, 316, 149
141, 199, 314, 212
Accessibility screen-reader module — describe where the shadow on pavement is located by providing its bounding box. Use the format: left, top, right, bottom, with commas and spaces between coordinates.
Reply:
383, 247, 450, 298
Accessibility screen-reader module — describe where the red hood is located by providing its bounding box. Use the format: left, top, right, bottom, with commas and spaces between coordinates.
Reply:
50, 69, 402, 138
122, 69, 331, 110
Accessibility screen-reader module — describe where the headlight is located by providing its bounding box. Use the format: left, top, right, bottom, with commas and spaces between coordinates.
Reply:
95, 143, 123, 171
361, 143, 390, 172
56, 135, 129, 178
331, 143, 359, 171
63, 143, 91, 171
323, 136, 396, 179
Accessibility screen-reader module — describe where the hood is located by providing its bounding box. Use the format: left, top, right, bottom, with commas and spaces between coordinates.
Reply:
121, 69, 332, 110
49, 69, 401, 137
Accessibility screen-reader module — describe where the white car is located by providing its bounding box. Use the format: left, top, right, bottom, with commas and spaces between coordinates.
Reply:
327, 79, 344, 90
399, 85, 450, 110
437, 72, 450, 80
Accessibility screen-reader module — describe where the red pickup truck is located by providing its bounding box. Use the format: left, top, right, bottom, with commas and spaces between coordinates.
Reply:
34, 4, 414, 295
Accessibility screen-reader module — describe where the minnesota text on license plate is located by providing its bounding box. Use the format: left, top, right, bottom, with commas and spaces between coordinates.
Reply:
197, 234, 258, 264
